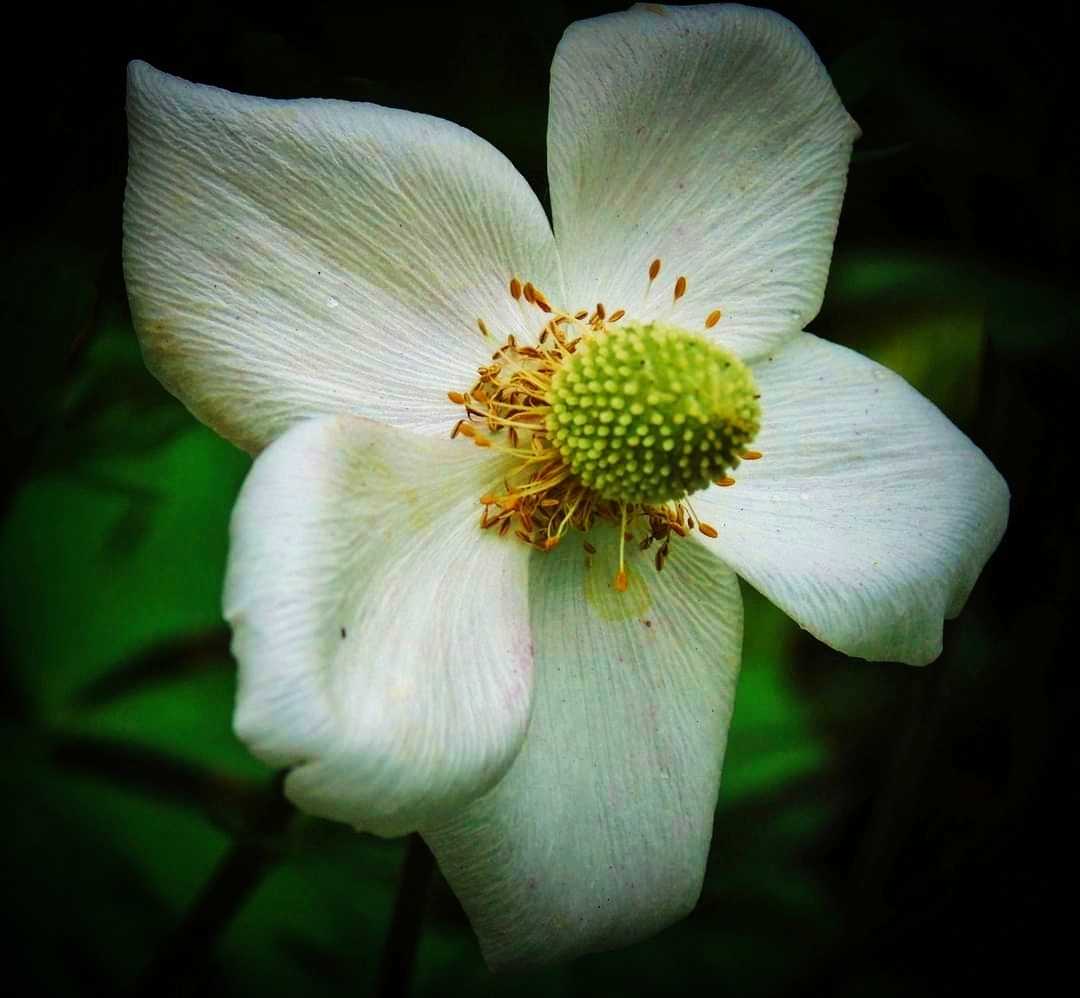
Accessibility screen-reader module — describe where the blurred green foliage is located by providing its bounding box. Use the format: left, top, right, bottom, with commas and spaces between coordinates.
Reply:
1, 1, 1071, 995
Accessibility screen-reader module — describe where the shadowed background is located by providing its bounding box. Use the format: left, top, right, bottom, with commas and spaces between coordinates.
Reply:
1, 1, 1072, 995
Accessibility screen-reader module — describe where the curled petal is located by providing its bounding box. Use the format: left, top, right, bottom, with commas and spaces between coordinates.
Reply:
696, 334, 1009, 664
423, 527, 741, 969
124, 62, 561, 452
549, 4, 858, 357
225, 415, 534, 836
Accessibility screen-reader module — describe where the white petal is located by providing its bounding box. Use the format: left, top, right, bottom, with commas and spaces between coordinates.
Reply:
225, 415, 534, 837
548, 5, 858, 357
124, 62, 561, 452
695, 335, 1009, 665
423, 525, 741, 970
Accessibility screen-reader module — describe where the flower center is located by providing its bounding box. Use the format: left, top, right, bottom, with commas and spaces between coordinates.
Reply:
546, 321, 760, 505
448, 263, 762, 591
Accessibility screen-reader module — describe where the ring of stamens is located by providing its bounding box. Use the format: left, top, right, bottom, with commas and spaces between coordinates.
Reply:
448, 262, 762, 590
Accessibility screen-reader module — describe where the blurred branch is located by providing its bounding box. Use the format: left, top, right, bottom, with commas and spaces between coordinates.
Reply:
128, 772, 294, 998
50, 733, 266, 829
72, 627, 233, 708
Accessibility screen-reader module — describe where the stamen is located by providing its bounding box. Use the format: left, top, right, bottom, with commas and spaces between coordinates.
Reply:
448, 273, 757, 594
615, 503, 629, 592
742, 450, 763, 460
654, 540, 670, 571
522, 280, 552, 311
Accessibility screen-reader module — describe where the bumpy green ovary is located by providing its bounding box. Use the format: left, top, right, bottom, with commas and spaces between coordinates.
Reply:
545, 322, 761, 505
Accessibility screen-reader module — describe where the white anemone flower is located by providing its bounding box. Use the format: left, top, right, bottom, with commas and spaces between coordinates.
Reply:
123, 3, 1008, 971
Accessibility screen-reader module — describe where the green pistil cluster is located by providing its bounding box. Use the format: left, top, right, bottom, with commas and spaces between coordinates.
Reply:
546, 322, 761, 505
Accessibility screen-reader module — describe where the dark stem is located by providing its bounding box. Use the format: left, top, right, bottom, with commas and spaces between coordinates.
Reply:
128, 773, 294, 997
846, 656, 950, 914
374, 834, 436, 998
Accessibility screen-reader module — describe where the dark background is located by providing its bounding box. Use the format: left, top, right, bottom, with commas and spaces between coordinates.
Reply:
2, 1, 1074, 995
